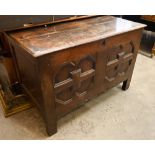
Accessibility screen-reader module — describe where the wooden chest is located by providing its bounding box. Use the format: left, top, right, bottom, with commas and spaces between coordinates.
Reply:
7, 16, 145, 136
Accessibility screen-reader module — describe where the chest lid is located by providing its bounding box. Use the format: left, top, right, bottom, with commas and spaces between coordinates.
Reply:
8, 16, 146, 57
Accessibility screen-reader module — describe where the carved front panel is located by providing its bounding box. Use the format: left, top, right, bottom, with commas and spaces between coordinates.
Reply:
54, 55, 96, 108
105, 41, 135, 86
54, 62, 75, 105
77, 56, 95, 96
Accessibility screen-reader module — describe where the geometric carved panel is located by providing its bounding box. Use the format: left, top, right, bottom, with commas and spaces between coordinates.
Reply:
54, 55, 96, 105
77, 55, 95, 94
55, 62, 75, 83
105, 41, 135, 82
54, 62, 75, 105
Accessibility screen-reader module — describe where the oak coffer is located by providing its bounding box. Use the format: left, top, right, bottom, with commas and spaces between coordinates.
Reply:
7, 16, 146, 136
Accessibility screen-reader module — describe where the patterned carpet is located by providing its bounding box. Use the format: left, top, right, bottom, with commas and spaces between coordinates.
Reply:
0, 54, 155, 139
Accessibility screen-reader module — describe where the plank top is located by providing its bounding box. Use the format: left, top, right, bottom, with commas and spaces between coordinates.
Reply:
9, 16, 146, 57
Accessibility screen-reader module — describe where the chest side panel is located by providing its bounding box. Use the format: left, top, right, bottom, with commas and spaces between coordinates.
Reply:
8, 40, 44, 111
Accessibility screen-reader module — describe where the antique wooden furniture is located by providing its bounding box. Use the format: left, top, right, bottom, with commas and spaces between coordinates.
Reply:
7, 16, 145, 135
0, 33, 32, 117
0, 32, 34, 116
0, 15, 91, 116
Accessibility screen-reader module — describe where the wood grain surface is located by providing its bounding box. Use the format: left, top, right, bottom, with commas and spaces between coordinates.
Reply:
7, 16, 145, 136
9, 16, 146, 57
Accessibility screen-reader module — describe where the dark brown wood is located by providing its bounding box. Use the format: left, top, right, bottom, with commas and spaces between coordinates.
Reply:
0, 15, 97, 118
7, 16, 146, 136
37, 57, 57, 135
141, 15, 155, 23
0, 15, 94, 32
